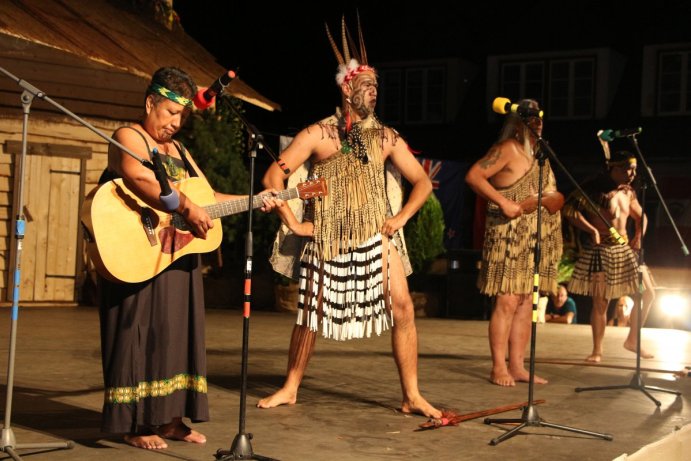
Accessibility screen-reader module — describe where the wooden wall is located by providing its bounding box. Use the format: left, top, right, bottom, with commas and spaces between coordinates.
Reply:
0, 114, 122, 305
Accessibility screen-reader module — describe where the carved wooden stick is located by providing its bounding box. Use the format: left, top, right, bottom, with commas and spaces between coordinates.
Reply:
418, 399, 546, 430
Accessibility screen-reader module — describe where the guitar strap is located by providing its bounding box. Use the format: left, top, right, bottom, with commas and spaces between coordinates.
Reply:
172, 141, 199, 178
98, 126, 198, 184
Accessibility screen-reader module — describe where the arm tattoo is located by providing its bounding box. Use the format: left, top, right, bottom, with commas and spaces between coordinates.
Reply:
479, 147, 501, 169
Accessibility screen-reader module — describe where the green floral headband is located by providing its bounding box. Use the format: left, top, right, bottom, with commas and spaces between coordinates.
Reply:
148, 83, 193, 108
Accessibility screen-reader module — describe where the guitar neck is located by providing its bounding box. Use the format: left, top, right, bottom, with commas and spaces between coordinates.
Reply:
204, 187, 299, 220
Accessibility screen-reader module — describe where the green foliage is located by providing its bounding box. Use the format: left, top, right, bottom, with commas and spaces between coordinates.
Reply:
558, 246, 577, 284
177, 99, 280, 270
558, 218, 580, 283
404, 193, 446, 273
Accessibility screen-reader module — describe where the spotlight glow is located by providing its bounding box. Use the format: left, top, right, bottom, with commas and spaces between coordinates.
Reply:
659, 293, 688, 318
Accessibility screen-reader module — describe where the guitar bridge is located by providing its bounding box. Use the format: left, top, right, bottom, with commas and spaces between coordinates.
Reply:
141, 208, 158, 247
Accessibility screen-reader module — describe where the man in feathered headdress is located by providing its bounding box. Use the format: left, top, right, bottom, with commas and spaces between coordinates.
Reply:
258, 14, 441, 419
564, 142, 656, 362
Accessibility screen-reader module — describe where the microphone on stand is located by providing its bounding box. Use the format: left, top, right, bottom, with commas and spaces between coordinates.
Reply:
597, 127, 642, 142
151, 148, 180, 211
198, 69, 291, 175
193, 69, 237, 110
492, 97, 544, 119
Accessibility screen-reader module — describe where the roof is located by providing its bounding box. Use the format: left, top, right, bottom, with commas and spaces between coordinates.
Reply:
0, 0, 280, 112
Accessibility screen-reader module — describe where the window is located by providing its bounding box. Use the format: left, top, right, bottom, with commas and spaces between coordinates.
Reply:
549, 59, 594, 118
379, 69, 403, 123
378, 66, 446, 124
658, 51, 691, 114
498, 58, 595, 119
499, 62, 545, 103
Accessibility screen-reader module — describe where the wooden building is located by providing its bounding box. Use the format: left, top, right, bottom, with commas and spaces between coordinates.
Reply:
0, 0, 279, 305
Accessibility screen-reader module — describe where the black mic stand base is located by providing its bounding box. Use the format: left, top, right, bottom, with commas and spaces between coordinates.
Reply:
575, 372, 681, 407
484, 401, 613, 445
573, 269, 681, 408
215, 433, 279, 461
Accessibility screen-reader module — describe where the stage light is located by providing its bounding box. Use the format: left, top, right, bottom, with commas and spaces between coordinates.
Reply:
659, 293, 688, 319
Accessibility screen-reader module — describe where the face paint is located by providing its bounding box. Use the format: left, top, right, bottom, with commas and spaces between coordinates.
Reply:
349, 72, 378, 118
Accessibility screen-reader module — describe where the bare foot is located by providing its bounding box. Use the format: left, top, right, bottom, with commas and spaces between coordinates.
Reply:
257, 388, 297, 409
490, 368, 515, 387
585, 353, 602, 363
401, 396, 442, 419
510, 368, 548, 384
623, 341, 654, 359
156, 420, 206, 444
124, 434, 168, 450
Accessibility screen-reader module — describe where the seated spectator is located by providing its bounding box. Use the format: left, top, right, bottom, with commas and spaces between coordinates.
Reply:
545, 284, 577, 324
608, 296, 633, 327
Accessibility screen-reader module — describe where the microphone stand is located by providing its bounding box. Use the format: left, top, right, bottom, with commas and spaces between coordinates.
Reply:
0, 65, 161, 460
574, 133, 685, 406
215, 98, 279, 461
484, 121, 613, 445
0, 67, 107, 460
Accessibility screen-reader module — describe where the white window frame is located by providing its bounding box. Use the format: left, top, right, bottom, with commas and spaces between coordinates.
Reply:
657, 50, 691, 115
548, 58, 595, 119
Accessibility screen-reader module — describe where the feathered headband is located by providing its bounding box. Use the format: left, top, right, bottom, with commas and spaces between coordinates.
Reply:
326, 13, 375, 86
596, 130, 612, 163
597, 130, 636, 167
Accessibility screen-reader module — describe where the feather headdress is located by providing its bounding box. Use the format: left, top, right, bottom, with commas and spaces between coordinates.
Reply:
596, 130, 612, 163
326, 12, 375, 85
597, 131, 636, 168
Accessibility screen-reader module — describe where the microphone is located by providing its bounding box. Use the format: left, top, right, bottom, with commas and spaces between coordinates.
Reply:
597, 127, 642, 142
151, 148, 180, 211
193, 69, 237, 110
492, 97, 544, 119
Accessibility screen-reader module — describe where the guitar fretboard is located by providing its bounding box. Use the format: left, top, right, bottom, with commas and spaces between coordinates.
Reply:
206, 188, 299, 219
171, 188, 300, 229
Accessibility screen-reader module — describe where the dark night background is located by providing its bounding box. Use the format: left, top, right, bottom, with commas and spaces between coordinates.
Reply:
174, 0, 691, 157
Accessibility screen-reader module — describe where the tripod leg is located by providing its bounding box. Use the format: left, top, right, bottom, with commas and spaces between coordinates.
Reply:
2, 447, 21, 461
486, 410, 614, 445
15, 442, 75, 450
489, 422, 528, 446
638, 388, 662, 407
575, 384, 630, 393
1, 440, 74, 461
643, 385, 681, 396
539, 421, 613, 440
484, 417, 524, 425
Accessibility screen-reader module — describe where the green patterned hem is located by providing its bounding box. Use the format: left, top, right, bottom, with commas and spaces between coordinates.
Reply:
106, 373, 207, 404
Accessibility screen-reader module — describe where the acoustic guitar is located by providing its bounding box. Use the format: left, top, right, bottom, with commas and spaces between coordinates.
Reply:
81, 176, 326, 283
